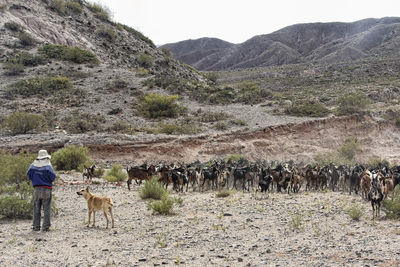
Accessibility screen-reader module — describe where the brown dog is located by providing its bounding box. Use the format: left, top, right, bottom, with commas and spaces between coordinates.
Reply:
77, 187, 114, 228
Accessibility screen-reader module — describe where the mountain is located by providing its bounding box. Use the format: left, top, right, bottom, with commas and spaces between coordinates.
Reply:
161, 17, 400, 70
162, 37, 234, 70
0, 0, 204, 133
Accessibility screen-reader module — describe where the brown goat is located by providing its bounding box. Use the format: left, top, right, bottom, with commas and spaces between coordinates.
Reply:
360, 171, 372, 200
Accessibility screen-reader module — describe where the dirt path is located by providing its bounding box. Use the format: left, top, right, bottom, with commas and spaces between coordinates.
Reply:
0, 173, 399, 266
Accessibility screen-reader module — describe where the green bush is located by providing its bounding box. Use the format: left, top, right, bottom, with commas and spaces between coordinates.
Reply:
65, 0, 83, 14
3, 111, 44, 135
286, 100, 331, 117
137, 54, 153, 68
4, 21, 22, 32
7, 76, 71, 97
87, 2, 110, 21
39, 44, 99, 64
48, 0, 67, 14
139, 177, 168, 200
382, 185, 400, 219
204, 72, 219, 83
212, 121, 228, 131
147, 195, 175, 215
18, 32, 36, 46
155, 120, 202, 135
51, 146, 91, 171
103, 165, 127, 182
338, 137, 360, 161
3, 62, 24, 76
225, 154, 247, 163
313, 151, 341, 166
61, 111, 105, 133
96, 25, 117, 42
346, 203, 363, 221
198, 111, 231, 123
137, 94, 185, 119
237, 81, 272, 104
336, 93, 371, 115
5, 52, 47, 66
215, 190, 231, 198
0, 152, 36, 219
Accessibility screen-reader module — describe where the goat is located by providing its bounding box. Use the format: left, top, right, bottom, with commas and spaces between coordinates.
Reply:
368, 175, 384, 219
360, 170, 372, 200
83, 165, 96, 181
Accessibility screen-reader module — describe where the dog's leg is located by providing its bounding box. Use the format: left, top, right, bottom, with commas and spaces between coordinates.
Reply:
92, 211, 96, 227
87, 209, 91, 227
103, 209, 109, 229
109, 207, 115, 228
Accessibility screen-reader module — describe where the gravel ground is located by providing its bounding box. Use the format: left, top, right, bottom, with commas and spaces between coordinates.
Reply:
1, 172, 400, 266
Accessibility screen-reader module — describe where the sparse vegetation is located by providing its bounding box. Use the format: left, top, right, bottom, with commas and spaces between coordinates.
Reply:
39, 44, 99, 64
120, 24, 155, 47
61, 111, 105, 134
96, 26, 117, 42
87, 2, 111, 21
2, 111, 45, 135
0, 152, 36, 219
7, 76, 71, 97
137, 54, 154, 68
289, 212, 304, 230
338, 137, 360, 161
216, 190, 231, 198
4, 52, 47, 67
382, 185, 400, 219
3, 62, 24, 76
51, 146, 91, 171
151, 119, 202, 135
139, 177, 168, 200
286, 100, 331, 117
137, 94, 185, 119
336, 93, 371, 116
4, 21, 22, 32
346, 203, 363, 221
18, 31, 36, 46
147, 195, 175, 215
103, 165, 127, 182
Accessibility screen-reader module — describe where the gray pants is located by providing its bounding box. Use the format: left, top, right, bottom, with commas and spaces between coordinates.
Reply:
33, 187, 52, 231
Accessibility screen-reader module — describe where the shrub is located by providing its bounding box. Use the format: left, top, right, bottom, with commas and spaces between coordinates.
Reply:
338, 137, 360, 161
367, 157, 390, 169
61, 111, 105, 133
51, 146, 91, 171
225, 154, 247, 163
3, 62, 24, 76
286, 100, 331, 117
3, 111, 44, 135
137, 54, 153, 68
161, 47, 172, 58
121, 24, 155, 47
39, 44, 99, 64
147, 195, 175, 215
139, 176, 167, 200
18, 32, 36, 46
204, 72, 219, 83
336, 93, 371, 115
382, 185, 400, 219
135, 67, 150, 77
313, 151, 341, 166
48, 0, 67, 14
4, 21, 22, 32
212, 121, 228, 131
346, 203, 363, 221
289, 212, 304, 230
155, 120, 202, 135
198, 111, 231, 123
96, 26, 117, 42
92, 166, 105, 178
137, 94, 185, 119
87, 2, 110, 21
5, 52, 47, 67
237, 81, 272, 104
103, 165, 127, 182
0, 152, 36, 219
7, 76, 71, 97
216, 190, 231, 198
65, 0, 83, 14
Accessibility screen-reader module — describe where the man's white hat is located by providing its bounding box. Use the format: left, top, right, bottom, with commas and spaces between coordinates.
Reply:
37, 149, 51, 160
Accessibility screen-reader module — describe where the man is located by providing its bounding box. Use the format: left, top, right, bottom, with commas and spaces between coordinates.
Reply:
27, 149, 56, 232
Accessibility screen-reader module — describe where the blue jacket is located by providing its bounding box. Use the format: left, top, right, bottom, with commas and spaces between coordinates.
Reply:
27, 164, 56, 188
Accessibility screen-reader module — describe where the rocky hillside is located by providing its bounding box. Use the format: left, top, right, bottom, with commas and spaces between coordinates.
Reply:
0, 0, 205, 132
162, 17, 400, 70
162, 37, 234, 70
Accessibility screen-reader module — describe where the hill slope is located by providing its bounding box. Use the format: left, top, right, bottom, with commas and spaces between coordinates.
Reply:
162, 17, 400, 70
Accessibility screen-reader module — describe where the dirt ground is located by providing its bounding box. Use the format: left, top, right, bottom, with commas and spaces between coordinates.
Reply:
0, 172, 399, 267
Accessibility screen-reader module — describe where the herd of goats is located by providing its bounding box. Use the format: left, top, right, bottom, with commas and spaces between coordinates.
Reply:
83, 159, 400, 219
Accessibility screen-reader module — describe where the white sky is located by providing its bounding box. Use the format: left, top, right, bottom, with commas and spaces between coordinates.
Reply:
94, 0, 400, 45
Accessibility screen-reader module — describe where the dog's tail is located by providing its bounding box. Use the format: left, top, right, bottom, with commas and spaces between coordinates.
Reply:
106, 197, 113, 207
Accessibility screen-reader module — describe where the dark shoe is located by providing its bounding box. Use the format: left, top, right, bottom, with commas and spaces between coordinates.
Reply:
33, 228, 40, 232
42, 228, 50, 232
